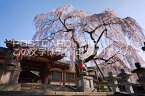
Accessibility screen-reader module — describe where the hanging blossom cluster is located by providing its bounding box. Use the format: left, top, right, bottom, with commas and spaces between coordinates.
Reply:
33, 4, 145, 72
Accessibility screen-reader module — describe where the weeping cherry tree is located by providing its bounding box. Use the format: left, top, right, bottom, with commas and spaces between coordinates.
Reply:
32, 5, 145, 78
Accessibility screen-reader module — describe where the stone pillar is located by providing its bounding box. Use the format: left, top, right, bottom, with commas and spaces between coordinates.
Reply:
0, 65, 21, 91
77, 76, 94, 92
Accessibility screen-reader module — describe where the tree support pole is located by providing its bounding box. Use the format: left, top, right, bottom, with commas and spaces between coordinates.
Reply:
93, 59, 112, 91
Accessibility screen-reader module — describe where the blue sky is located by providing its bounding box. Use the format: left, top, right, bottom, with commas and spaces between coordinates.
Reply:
0, 0, 145, 47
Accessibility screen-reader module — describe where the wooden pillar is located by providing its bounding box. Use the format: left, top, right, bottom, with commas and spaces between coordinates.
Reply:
63, 69, 65, 85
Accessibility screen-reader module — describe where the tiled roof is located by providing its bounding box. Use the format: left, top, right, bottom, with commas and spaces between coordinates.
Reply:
0, 47, 7, 54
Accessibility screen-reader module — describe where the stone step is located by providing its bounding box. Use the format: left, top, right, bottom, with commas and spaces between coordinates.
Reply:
20, 83, 75, 92
0, 83, 138, 95
0, 91, 125, 96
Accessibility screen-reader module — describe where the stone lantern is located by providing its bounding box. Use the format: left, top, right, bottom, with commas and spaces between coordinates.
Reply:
132, 62, 145, 90
142, 42, 145, 51
0, 48, 21, 91
117, 69, 134, 93
75, 59, 94, 92
107, 72, 119, 92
